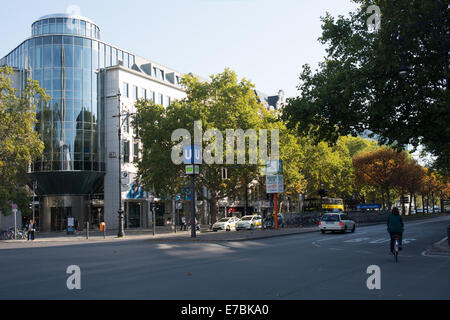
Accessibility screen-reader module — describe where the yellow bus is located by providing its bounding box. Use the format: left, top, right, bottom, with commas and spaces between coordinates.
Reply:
304, 198, 344, 212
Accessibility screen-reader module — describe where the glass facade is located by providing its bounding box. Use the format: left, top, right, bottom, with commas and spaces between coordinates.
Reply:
2, 15, 137, 176
0, 13, 186, 232
32, 17, 101, 40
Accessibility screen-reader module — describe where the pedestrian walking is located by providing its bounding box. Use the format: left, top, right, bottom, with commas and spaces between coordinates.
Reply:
27, 220, 35, 241
180, 216, 187, 231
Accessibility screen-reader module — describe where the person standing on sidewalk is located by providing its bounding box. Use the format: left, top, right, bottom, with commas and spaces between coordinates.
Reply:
180, 216, 186, 231
27, 220, 35, 241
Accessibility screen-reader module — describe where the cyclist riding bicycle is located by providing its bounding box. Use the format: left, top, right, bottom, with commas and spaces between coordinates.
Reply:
387, 207, 404, 255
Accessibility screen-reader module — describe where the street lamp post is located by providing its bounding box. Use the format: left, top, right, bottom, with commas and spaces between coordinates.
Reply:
116, 101, 125, 238
106, 91, 139, 238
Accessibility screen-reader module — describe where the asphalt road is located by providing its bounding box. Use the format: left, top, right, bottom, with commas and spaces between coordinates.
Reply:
0, 216, 449, 300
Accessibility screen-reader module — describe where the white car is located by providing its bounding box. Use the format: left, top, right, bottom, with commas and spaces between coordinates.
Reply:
319, 212, 356, 234
235, 215, 262, 231
212, 217, 240, 232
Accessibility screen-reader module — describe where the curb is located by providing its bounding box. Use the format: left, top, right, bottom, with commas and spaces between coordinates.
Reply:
429, 237, 450, 255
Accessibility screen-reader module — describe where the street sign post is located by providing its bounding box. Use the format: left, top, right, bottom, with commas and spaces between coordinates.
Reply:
183, 145, 201, 238
266, 175, 284, 194
266, 175, 284, 230
266, 160, 283, 175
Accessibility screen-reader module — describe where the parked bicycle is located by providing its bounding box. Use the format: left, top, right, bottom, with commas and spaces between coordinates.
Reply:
0, 228, 27, 240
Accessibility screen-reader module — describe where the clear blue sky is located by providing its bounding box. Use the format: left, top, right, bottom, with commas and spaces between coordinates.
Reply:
0, 0, 358, 98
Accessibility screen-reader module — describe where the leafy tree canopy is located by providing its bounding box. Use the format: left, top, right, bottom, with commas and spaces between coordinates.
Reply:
0, 66, 48, 216
282, 0, 449, 175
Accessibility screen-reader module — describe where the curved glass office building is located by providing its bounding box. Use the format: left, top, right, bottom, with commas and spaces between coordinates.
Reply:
2, 13, 188, 232
1, 14, 138, 231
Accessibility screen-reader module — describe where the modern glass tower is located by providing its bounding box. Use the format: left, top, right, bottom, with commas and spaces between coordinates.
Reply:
0, 14, 137, 232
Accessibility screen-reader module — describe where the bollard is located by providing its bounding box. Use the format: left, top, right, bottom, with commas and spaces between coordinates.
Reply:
86, 222, 89, 240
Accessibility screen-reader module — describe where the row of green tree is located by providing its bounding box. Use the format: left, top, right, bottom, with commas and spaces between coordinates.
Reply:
134, 69, 449, 221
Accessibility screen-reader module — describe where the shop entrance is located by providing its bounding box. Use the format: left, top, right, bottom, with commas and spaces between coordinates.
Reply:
125, 202, 141, 229
90, 207, 104, 229
51, 207, 72, 232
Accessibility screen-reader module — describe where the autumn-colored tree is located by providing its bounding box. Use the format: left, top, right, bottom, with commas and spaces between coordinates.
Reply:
420, 170, 442, 213
395, 160, 426, 214
353, 147, 409, 210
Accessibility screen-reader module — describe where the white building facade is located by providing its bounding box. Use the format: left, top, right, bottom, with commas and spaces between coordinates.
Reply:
102, 63, 186, 229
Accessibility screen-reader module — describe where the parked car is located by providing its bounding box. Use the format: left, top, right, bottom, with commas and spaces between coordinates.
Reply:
235, 215, 262, 231
263, 213, 285, 229
319, 212, 356, 234
212, 217, 240, 232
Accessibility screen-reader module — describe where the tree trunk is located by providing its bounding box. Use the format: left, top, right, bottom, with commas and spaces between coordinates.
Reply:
210, 194, 218, 225
414, 193, 417, 212
385, 186, 392, 211
422, 194, 426, 214
408, 193, 413, 215
401, 191, 406, 215
431, 192, 435, 213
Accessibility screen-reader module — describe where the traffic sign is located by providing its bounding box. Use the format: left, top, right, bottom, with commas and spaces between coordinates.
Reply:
266, 175, 284, 194
183, 145, 202, 165
186, 165, 200, 175
266, 160, 283, 175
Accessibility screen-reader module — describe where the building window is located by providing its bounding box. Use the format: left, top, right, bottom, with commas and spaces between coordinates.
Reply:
142, 89, 147, 101
125, 116, 130, 133
123, 141, 130, 163
166, 96, 171, 106
149, 91, 155, 102
158, 93, 164, 105
132, 85, 138, 100
134, 143, 139, 162
123, 83, 129, 97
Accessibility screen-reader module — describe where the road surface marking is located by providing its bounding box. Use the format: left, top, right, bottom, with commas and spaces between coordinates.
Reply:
370, 238, 391, 244
421, 250, 450, 258
344, 237, 371, 243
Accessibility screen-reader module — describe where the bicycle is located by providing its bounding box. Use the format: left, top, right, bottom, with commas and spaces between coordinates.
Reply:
393, 235, 400, 263
16, 229, 27, 240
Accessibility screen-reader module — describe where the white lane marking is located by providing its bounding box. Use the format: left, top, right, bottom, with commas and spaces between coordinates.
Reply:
312, 232, 368, 247
370, 238, 391, 244
402, 239, 416, 244
421, 250, 450, 258
344, 237, 371, 243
